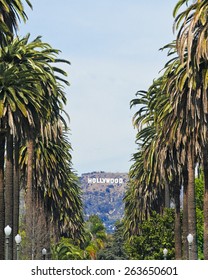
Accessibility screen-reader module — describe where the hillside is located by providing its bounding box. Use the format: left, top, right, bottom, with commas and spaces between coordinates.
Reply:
80, 171, 128, 232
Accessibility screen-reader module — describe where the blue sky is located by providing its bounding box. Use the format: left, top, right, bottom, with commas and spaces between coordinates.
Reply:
19, 0, 176, 175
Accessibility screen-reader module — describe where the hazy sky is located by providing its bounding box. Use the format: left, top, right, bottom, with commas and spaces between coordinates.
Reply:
19, 0, 176, 175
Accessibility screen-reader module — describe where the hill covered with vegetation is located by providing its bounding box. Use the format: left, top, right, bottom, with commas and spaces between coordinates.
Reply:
80, 171, 128, 232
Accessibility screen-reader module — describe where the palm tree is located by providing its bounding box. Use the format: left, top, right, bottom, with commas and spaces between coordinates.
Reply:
0, 34, 72, 259
0, 0, 32, 45
127, 76, 184, 257
2, 35, 84, 258
124, 78, 170, 236
125, 40, 201, 259
0, 58, 45, 259
173, 0, 208, 260
31, 127, 84, 242
0, 0, 31, 260
125, 0, 208, 260
158, 41, 201, 259
19, 129, 84, 259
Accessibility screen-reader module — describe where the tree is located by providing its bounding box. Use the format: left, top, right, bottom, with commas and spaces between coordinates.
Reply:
173, 0, 208, 260
195, 174, 204, 259
98, 222, 129, 260
125, 209, 175, 260
124, 69, 184, 258
51, 237, 84, 260
84, 215, 107, 260
7, 35, 84, 258
124, 78, 168, 237
0, 55, 45, 258
124, 36, 201, 259
0, 34, 84, 259
0, 0, 32, 260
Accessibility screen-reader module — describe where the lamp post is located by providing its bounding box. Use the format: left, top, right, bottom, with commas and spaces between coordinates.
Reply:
163, 248, 168, 260
4, 225, 12, 260
187, 233, 193, 260
15, 234, 22, 260
42, 248, 47, 260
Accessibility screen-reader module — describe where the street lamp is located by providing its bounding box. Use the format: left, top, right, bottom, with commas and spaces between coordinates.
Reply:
187, 233, 193, 260
163, 248, 168, 260
4, 225, 12, 260
42, 248, 47, 260
15, 234, 22, 260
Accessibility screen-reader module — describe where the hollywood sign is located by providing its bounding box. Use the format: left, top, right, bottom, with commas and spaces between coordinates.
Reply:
87, 177, 124, 184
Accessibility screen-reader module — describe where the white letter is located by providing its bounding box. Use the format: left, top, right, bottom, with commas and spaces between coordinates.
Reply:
119, 178, 123, 184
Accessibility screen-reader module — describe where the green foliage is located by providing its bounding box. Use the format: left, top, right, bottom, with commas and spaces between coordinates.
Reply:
195, 175, 204, 211
50, 215, 108, 261
125, 209, 175, 260
84, 215, 107, 259
0, 0, 32, 46
17, 229, 28, 260
86, 215, 106, 235
98, 221, 129, 260
195, 175, 204, 259
52, 238, 84, 260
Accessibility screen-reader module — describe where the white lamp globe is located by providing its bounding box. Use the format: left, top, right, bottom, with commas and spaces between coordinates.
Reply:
15, 234, 22, 244
187, 233, 194, 244
42, 248, 47, 255
4, 225, 12, 237
163, 248, 168, 256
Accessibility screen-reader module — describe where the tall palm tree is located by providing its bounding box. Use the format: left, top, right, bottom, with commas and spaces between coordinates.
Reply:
0, 34, 71, 259
18, 128, 84, 259
124, 77, 170, 236
0, 0, 31, 260
33, 126, 84, 240
0, 57, 45, 259
125, 0, 208, 260
125, 38, 202, 259
125, 71, 185, 257
159, 41, 201, 259
174, 0, 208, 260
158, 44, 193, 259
2, 35, 84, 258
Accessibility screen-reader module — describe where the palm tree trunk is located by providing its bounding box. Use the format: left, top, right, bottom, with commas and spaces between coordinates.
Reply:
0, 132, 5, 260
164, 181, 170, 208
25, 136, 34, 259
187, 140, 198, 259
164, 169, 170, 209
182, 167, 189, 259
5, 132, 14, 260
34, 192, 50, 260
203, 145, 208, 260
13, 137, 20, 259
174, 182, 182, 259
